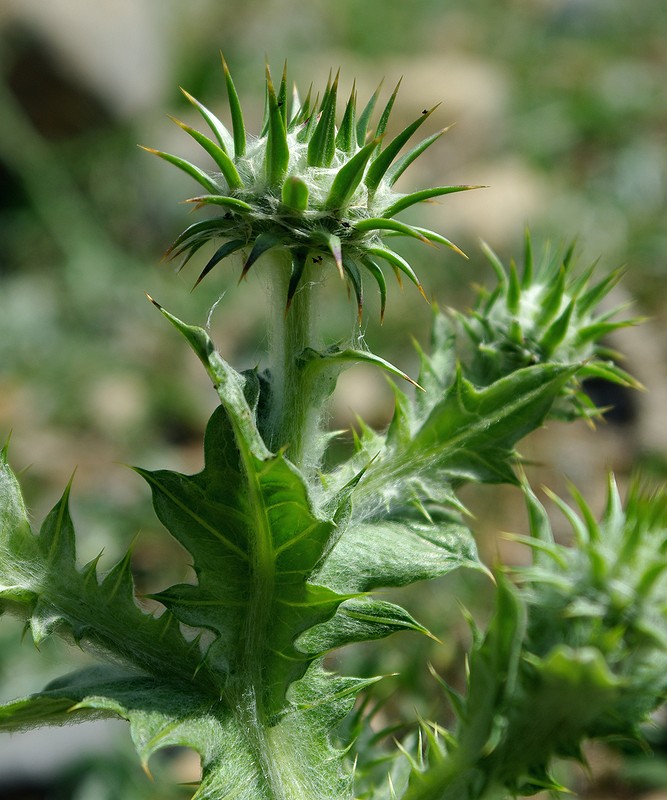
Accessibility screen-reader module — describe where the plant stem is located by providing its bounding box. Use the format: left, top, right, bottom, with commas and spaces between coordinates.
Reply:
264, 256, 329, 472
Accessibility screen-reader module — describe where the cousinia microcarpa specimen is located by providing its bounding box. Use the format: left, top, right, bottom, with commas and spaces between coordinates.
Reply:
1, 58, 665, 800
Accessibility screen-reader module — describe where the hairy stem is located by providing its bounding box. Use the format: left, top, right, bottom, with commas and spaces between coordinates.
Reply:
264, 257, 328, 472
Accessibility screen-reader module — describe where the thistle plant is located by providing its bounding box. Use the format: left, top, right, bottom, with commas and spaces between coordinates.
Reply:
1, 59, 666, 800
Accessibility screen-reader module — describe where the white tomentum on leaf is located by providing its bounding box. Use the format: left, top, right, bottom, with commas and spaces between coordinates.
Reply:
0, 58, 665, 800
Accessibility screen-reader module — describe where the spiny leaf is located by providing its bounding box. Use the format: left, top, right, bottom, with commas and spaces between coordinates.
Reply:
324, 138, 379, 211
381, 185, 483, 219
580, 361, 643, 389
286, 247, 309, 311
164, 218, 230, 258
342, 256, 364, 322
300, 345, 421, 389
336, 82, 357, 155
316, 510, 482, 594
348, 363, 580, 525
536, 267, 566, 327
0, 454, 213, 686
169, 116, 243, 189
179, 87, 234, 154
297, 597, 435, 654
407, 226, 467, 257
366, 245, 425, 297
374, 78, 402, 140
288, 81, 302, 126
140, 147, 220, 194
193, 238, 246, 289
314, 231, 344, 278
184, 194, 252, 213
386, 126, 451, 187
577, 269, 624, 316
356, 79, 383, 144
221, 54, 246, 157
240, 232, 282, 282
365, 105, 439, 198
575, 318, 638, 346
522, 229, 534, 288
507, 259, 521, 314
172, 238, 213, 272
353, 217, 430, 244
308, 70, 339, 167
539, 299, 575, 356
296, 91, 320, 144
480, 240, 508, 287
277, 60, 288, 128
289, 82, 313, 130
146, 299, 268, 457
40, 476, 77, 569
360, 257, 387, 322
138, 405, 346, 713
265, 66, 289, 186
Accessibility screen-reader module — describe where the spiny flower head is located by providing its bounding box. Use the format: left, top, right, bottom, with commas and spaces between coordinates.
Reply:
415, 479, 667, 796
143, 57, 477, 319
454, 233, 642, 418
516, 477, 667, 741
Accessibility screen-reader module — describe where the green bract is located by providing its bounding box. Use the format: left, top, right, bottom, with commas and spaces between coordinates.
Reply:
145, 58, 476, 318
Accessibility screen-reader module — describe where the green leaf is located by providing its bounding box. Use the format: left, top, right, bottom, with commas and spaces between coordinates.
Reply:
353, 217, 430, 244
276, 60, 288, 128
296, 89, 320, 144
193, 238, 246, 289
308, 70, 338, 167
457, 576, 526, 761
386, 126, 449, 187
265, 66, 289, 186
316, 506, 482, 594
365, 105, 438, 197
0, 664, 354, 800
381, 185, 482, 219
184, 194, 252, 213
288, 81, 311, 130
0, 449, 212, 686
408, 364, 578, 484
324, 138, 379, 210
180, 87, 234, 154
141, 309, 359, 711
356, 80, 382, 144
221, 54, 247, 157
342, 255, 364, 322
335, 83, 357, 155
360, 257, 387, 322
298, 597, 435, 654
164, 217, 231, 258
342, 363, 579, 546
536, 266, 566, 327
239, 232, 282, 282
170, 116, 243, 189
136, 406, 345, 713
539, 299, 575, 356
286, 246, 309, 311
299, 345, 420, 389
366, 245, 425, 296
374, 78, 402, 140
140, 147, 221, 194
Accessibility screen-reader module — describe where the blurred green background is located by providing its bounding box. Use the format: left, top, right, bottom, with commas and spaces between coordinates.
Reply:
1, 1, 666, 797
